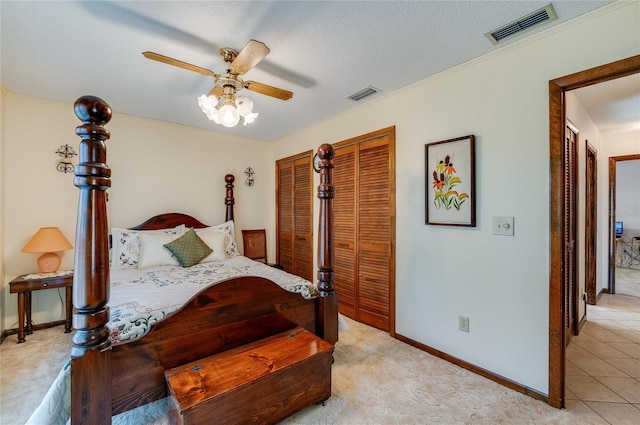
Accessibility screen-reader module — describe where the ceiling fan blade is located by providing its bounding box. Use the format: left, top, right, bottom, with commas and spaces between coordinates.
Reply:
230, 40, 270, 75
142, 51, 218, 77
208, 86, 224, 97
244, 81, 293, 100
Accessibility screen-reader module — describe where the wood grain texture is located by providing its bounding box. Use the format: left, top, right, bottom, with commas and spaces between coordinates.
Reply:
110, 276, 317, 414
71, 95, 113, 425
166, 327, 332, 425
332, 127, 395, 332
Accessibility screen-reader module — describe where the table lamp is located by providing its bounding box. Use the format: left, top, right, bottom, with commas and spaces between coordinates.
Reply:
21, 227, 73, 273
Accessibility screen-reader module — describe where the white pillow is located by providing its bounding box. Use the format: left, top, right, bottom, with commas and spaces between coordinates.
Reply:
199, 231, 227, 263
195, 221, 239, 257
111, 225, 185, 269
138, 232, 182, 269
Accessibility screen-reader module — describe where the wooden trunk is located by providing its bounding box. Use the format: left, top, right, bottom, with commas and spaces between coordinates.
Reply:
165, 327, 333, 425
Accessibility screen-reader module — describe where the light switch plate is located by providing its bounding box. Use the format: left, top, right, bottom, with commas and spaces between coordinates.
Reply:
493, 216, 514, 236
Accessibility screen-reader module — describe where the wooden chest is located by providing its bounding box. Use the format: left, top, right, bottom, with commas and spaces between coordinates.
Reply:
165, 327, 334, 425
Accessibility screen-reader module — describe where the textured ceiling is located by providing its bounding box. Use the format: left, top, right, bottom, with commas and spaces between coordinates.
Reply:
1, 1, 617, 141
573, 73, 640, 133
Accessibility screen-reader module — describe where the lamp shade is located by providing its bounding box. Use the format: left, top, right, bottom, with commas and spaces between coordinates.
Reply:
21, 227, 73, 253
21, 227, 73, 273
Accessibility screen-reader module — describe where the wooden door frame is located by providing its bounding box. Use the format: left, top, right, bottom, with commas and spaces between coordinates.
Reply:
608, 154, 640, 294
565, 124, 579, 343
548, 55, 640, 408
585, 143, 597, 305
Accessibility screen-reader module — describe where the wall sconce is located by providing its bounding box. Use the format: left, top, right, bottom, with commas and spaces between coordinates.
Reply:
55, 144, 77, 173
244, 166, 255, 187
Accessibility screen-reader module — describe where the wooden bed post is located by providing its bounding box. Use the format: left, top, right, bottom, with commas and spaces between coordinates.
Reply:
225, 174, 235, 222
316, 144, 338, 344
71, 96, 113, 424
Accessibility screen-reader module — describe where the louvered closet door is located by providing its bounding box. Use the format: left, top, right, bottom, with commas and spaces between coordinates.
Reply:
357, 137, 391, 331
333, 145, 357, 318
276, 154, 313, 281
333, 127, 394, 332
277, 161, 295, 273
292, 157, 313, 281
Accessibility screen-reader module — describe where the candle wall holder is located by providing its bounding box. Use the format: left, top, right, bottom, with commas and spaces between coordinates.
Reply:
244, 166, 255, 187
56, 144, 77, 173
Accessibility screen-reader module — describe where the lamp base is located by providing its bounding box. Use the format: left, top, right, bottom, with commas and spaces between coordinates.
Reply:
37, 252, 61, 273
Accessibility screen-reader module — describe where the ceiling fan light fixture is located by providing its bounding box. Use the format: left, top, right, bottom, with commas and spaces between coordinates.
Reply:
243, 112, 259, 126
218, 101, 241, 127
198, 94, 217, 111
198, 92, 257, 128
235, 96, 253, 116
145, 40, 291, 130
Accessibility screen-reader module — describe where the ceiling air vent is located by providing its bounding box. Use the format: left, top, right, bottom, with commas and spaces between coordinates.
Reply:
486, 3, 557, 45
347, 86, 381, 101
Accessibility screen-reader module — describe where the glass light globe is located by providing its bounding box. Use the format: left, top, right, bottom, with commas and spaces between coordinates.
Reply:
218, 103, 240, 127
198, 94, 216, 112
243, 112, 259, 125
205, 108, 221, 124
235, 96, 253, 116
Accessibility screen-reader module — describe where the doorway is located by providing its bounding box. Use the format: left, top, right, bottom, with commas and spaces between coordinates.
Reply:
548, 55, 640, 408
608, 155, 640, 295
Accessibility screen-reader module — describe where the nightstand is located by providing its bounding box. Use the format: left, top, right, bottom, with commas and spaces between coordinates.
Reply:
8, 272, 73, 343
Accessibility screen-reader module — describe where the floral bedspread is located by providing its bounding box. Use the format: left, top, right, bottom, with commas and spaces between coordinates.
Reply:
108, 256, 317, 344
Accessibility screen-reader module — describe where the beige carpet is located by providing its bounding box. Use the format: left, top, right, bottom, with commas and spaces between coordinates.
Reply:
0, 318, 613, 425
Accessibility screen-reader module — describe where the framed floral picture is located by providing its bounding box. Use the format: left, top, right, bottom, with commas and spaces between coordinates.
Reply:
425, 135, 476, 227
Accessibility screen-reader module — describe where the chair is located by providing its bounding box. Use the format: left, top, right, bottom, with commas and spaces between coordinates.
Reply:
241, 229, 283, 269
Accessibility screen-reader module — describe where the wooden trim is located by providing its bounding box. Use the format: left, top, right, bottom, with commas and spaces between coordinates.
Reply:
548, 54, 640, 409
585, 143, 597, 305
578, 312, 587, 333
596, 288, 607, 301
608, 157, 617, 294
395, 333, 548, 403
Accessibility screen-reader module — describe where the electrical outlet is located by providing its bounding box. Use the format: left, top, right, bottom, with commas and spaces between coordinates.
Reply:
459, 316, 470, 333
493, 216, 514, 236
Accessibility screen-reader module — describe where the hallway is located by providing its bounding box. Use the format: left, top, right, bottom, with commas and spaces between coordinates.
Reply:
566, 293, 640, 424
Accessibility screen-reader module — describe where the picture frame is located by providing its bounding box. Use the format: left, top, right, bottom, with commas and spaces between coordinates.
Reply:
425, 135, 476, 227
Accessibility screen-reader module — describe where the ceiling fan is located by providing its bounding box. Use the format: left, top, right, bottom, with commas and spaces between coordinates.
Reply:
143, 39, 293, 127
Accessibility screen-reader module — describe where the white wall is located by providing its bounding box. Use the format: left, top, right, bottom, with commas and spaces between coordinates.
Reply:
2, 94, 274, 330
566, 91, 602, 318
0, 84, 6, 334
273, 1, 640, 394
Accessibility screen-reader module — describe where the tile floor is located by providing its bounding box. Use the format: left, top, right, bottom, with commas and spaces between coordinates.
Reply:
566, 292, 640, 424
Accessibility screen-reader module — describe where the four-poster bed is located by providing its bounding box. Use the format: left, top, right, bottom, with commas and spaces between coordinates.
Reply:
70, 95, 337, 424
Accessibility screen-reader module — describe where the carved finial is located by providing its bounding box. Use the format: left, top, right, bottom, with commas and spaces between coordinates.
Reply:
225, 174, 235, 184
318, 143, 335, 166
74, 96, 112, 142
74, 95, 112, 125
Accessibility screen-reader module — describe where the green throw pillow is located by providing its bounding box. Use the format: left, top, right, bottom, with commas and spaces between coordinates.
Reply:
163, 228, 213, 267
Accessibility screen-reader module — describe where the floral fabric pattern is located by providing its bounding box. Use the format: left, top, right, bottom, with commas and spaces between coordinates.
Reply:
111, 225, 185, 269
108, 256, 317, 343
